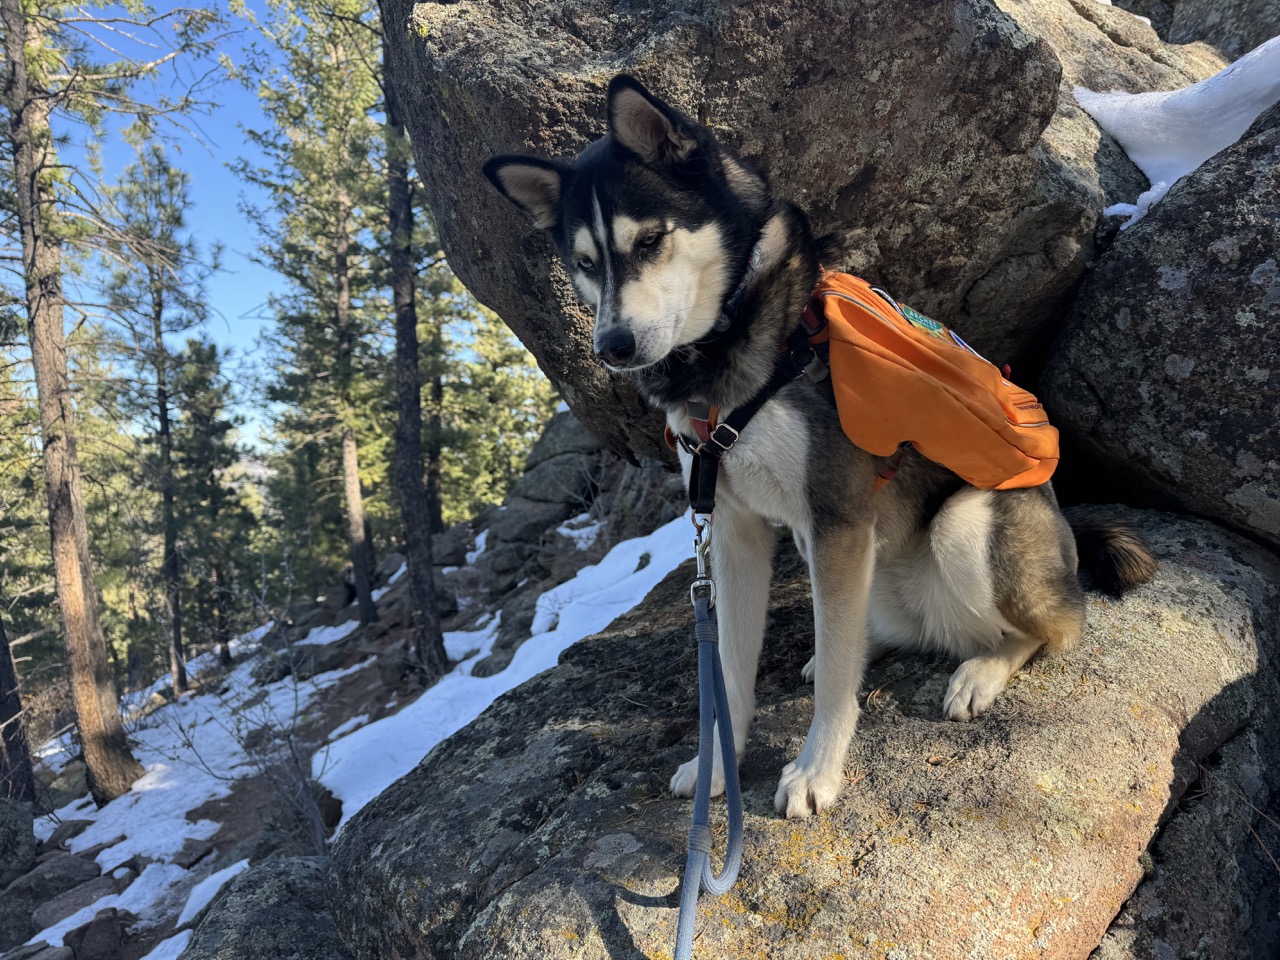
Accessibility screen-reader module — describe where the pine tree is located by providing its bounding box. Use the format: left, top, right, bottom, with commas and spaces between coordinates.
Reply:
171, 338, 255, 667
239, 0, 387, 626
369, 7, 444, 677
0, 0, 218, 803
433, 298, 560, 524
102, 144, 217, 696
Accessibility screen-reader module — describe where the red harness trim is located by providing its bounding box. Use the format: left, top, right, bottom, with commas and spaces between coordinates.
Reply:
688, 406, 719, 445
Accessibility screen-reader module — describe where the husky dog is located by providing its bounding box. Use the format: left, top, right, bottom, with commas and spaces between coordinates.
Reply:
484, 76, 1156, 819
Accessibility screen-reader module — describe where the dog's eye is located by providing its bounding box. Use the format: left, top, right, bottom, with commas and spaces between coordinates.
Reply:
574, 255, 595, 272
638, 232, 662, 248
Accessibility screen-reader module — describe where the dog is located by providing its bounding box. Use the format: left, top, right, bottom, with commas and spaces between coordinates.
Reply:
484, 75, 1157, 819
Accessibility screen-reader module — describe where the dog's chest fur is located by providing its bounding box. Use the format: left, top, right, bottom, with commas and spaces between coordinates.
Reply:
668, 397, 815, 533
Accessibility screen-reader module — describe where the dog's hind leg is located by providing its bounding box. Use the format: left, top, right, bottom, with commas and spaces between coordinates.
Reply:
944, 503, 1087, 721
942, 628, 1045, 722
776, 521, 874, 818
670, 502, 775, 799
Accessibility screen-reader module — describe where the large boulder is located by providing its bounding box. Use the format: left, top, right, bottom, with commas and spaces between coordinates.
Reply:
179, 858, 352, 960
329, 509, 1280, 959
1044, 103, 1280, 551
0, 853, 101, 950
381, 0, 1221, 460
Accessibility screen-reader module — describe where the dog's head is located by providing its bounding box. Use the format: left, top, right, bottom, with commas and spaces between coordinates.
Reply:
484, 76, 769, 372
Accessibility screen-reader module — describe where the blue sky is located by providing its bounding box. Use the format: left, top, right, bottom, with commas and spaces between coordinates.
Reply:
67, 3, 287, 440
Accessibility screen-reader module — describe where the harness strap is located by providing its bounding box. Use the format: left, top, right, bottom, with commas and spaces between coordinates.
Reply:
669, 305, 839, 515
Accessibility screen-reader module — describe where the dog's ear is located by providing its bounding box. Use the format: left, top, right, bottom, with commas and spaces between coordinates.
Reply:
607, 75, 699, 165
483, 156, 566, 230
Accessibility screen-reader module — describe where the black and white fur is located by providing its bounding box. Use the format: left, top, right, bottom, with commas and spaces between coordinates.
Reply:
485, 76, 1156, 819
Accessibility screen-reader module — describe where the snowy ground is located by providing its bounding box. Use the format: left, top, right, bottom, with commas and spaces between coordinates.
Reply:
29, 635, 367, 953
27, 510, 695, 954
313, 512, 693, 831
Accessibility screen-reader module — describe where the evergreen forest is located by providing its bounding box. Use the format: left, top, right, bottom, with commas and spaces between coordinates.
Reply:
0, 0, 557, 804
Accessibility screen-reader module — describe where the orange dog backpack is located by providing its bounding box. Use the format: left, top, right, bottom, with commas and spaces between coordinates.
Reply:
805, 272, 1058, 490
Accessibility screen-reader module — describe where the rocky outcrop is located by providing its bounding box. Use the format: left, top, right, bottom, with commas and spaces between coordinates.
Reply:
178, 858, 353, 960
381, 0, 1222, 460
0, 853, 102, 950
30, 875, 129, 931
61, 908, 128, 960
1044, 103, 1280, 550
328, 509, 1279, 959
0, 944, 72, 960
1116, 0, 1280, 58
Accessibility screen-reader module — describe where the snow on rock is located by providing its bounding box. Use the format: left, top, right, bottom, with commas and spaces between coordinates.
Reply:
28, 625, 375, 947
315, 512, 694, 831
137, 930, 193, 960
326, 713, 370, 742
372, 563, 407, 601
176, 858, 250, 926
294, 618, 361, 647
465, 529, 488, 564
556, 512, 604, 552
28, 861, 190, 945
53, 661, 265, 867
1077, 35, 1280, 226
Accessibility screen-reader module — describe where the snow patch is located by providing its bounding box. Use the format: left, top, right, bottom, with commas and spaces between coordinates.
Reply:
1077, 36, 1280, 227
327, 713, 369, 741
556, 512, 604, 551
294, 618, 360, 647
465, 529, 488, 564
176, 858, 250, 926
315, 513, 694, 831
372, 562, 407, 601
137, 930, 193, 960
29, 862, 190, 945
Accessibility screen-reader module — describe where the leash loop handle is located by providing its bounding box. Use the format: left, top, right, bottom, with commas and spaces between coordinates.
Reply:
673, 524, 744, 960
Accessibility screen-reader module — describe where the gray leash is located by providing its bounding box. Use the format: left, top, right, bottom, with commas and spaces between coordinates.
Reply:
673, 517, 745, 960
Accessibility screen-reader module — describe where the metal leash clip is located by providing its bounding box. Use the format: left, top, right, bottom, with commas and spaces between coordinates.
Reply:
690, 515, 716, 607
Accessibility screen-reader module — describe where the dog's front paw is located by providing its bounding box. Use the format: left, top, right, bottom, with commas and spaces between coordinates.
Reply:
942, 657, 1009, 722
800, 655, 816, 683
670, 755, 724, 799
774, 758, 842, 819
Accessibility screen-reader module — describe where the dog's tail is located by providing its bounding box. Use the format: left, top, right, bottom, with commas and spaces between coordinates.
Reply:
1066, 506, 1158, 597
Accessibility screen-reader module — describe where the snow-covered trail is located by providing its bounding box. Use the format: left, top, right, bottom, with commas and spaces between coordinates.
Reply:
313, 512, 694, 831
26, 511, 696, 954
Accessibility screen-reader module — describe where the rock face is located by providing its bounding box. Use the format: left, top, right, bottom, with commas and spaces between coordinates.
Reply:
0, 799, 35, 889
0, 853, 101, 950
1116, 0, 1280, 57
1044, 104, 1280, 551
381, 0, 1221, 460
179, 858, 353, 960
329, 509, 1279, 959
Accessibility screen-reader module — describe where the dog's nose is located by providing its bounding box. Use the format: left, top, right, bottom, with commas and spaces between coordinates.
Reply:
595, 328, 636, 366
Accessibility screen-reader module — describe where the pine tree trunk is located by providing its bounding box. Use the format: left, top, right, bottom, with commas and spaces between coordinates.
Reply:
2, 0, 143, 804
0, 610, 35, 803
152, 277, 187, 694
333, 195, 378, 624
333, 196, 377, 624
426, 316, 445, 537
212, 562, 232, 667
341, 427, 377, 623
384, 39, 448, 679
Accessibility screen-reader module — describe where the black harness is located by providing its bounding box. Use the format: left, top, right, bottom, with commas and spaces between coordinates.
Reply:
667, 304, 830, 515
